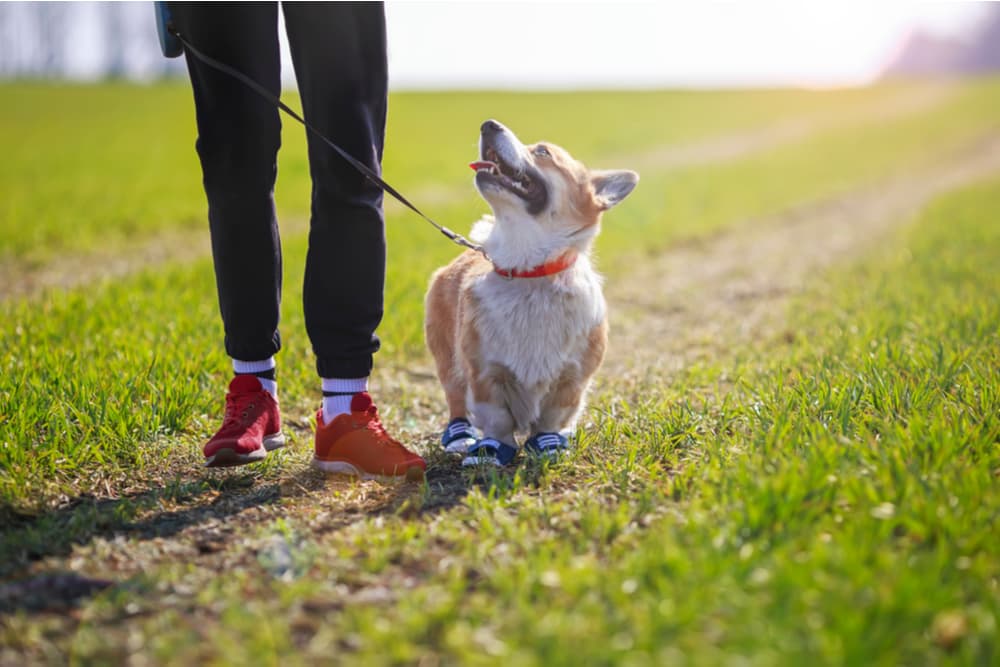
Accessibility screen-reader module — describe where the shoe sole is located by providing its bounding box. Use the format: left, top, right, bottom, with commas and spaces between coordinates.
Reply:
204, 433, 286, 468
311, 457, 425, 482
444, 436, 477, 455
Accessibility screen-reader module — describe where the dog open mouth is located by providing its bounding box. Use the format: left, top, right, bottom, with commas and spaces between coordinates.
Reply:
470, 144, 547, 212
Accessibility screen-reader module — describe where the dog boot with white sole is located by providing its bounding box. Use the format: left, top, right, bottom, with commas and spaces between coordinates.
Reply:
524, 432, 571, 460
441, 417, 480, 454
461, 437, 518, 467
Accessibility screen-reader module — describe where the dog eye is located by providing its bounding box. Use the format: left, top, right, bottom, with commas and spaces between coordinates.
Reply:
533, 145, 550, 158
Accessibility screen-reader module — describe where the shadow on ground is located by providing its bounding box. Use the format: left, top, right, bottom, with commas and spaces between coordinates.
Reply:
0, 445, 496, 614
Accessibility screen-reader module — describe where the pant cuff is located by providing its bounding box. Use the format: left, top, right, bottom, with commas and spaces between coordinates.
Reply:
316, 356, 373, 379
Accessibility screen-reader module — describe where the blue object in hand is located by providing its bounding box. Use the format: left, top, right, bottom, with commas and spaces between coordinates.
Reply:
154, 2, 183, 58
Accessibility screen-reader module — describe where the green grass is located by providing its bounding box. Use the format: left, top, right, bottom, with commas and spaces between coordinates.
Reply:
5, 168, 997, 666
1, 82, 999, 663
0, 81, 1000, 511
4, 80, 1000, 515
596, 77, 1000, 265
0, 80, 989, 264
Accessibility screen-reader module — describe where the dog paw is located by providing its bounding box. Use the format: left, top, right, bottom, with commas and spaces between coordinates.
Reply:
461, 438, 518, 467
441, 417, 481, 455
524, 432, 571, 460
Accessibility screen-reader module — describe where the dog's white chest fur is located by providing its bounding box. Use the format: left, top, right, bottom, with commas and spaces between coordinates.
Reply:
471, 258, 605, 389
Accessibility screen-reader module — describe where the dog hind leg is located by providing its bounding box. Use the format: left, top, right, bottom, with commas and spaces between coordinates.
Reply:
425, 269, 470, 421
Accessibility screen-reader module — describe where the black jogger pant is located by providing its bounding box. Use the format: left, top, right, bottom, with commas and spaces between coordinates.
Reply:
171, 2, 387, 378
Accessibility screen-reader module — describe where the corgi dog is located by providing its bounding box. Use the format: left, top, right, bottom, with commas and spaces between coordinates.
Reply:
424, 120, 638, 466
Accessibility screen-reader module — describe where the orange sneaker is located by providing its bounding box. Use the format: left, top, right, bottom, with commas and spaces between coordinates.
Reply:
312, 392, 426, 481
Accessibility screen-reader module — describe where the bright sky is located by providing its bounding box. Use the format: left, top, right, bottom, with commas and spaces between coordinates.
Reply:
34, 1, 991, 89
378, 1, 988, 89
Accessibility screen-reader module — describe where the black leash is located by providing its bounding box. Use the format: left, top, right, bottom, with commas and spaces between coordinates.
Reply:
170, 28, 488, 260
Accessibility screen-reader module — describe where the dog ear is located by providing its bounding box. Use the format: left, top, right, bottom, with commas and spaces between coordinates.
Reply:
592, 170, 639, 210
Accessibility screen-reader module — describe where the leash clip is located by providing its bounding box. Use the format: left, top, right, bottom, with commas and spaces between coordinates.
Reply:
440, 227, 491, 264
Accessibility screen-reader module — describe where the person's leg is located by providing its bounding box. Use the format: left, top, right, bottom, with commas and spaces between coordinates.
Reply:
172, 1, 284, 365
282, 2, 424, 480
171, 2, 285, 466
282, 1, 387, 385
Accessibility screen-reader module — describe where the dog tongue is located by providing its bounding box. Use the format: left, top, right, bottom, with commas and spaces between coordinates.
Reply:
469, 160, 495, 171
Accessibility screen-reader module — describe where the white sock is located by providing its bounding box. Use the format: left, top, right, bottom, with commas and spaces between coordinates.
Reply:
233, 357, 277, 399
321, 377, 368, 424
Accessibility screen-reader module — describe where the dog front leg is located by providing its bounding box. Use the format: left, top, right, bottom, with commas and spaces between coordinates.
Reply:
472, 364, 549, 451
534, 374, 588, 434
460, 299, 519, 445
468, 394, 517, 446
534, 320, 607, 435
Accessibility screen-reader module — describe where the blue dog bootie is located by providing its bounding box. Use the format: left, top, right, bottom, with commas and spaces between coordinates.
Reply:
441, 417, 480, 454
524, 432, 571, 460
461, 437, 518, 467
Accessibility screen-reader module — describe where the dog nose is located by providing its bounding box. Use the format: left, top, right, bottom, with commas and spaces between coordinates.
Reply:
481, 119, 503, 135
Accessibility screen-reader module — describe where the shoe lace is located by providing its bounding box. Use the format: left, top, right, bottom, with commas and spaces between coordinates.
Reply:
361, 406, 407, 451
222, 394, 256, 428
445, 419, 475, 441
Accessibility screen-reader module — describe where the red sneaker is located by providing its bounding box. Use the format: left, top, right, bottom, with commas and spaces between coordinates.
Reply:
313, 392, 426, 481
204, 375, 286, 467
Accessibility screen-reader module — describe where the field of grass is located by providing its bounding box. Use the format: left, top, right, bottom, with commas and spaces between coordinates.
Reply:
1, 82, 841, 262
2, 79, 998, 514
1, 80, 999, 664
2, 80, 995, 264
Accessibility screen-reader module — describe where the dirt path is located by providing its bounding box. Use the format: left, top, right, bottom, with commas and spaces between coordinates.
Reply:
0, 84, 956, 302
603, 83, 955, 173
603, 132, 1000, 382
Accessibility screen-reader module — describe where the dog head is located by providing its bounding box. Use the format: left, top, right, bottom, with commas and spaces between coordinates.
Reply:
471, 120, 639, 253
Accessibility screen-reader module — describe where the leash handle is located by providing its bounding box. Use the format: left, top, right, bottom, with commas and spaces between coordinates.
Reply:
154, 3, 183, 58
170, 28, 489, 261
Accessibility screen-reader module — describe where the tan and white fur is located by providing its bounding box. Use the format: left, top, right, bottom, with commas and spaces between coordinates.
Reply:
424, 120, 638, 454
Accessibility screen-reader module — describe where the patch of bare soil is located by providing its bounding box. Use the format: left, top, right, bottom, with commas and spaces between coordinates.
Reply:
0, 84, 956, 302
603, 132, 1000, 381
